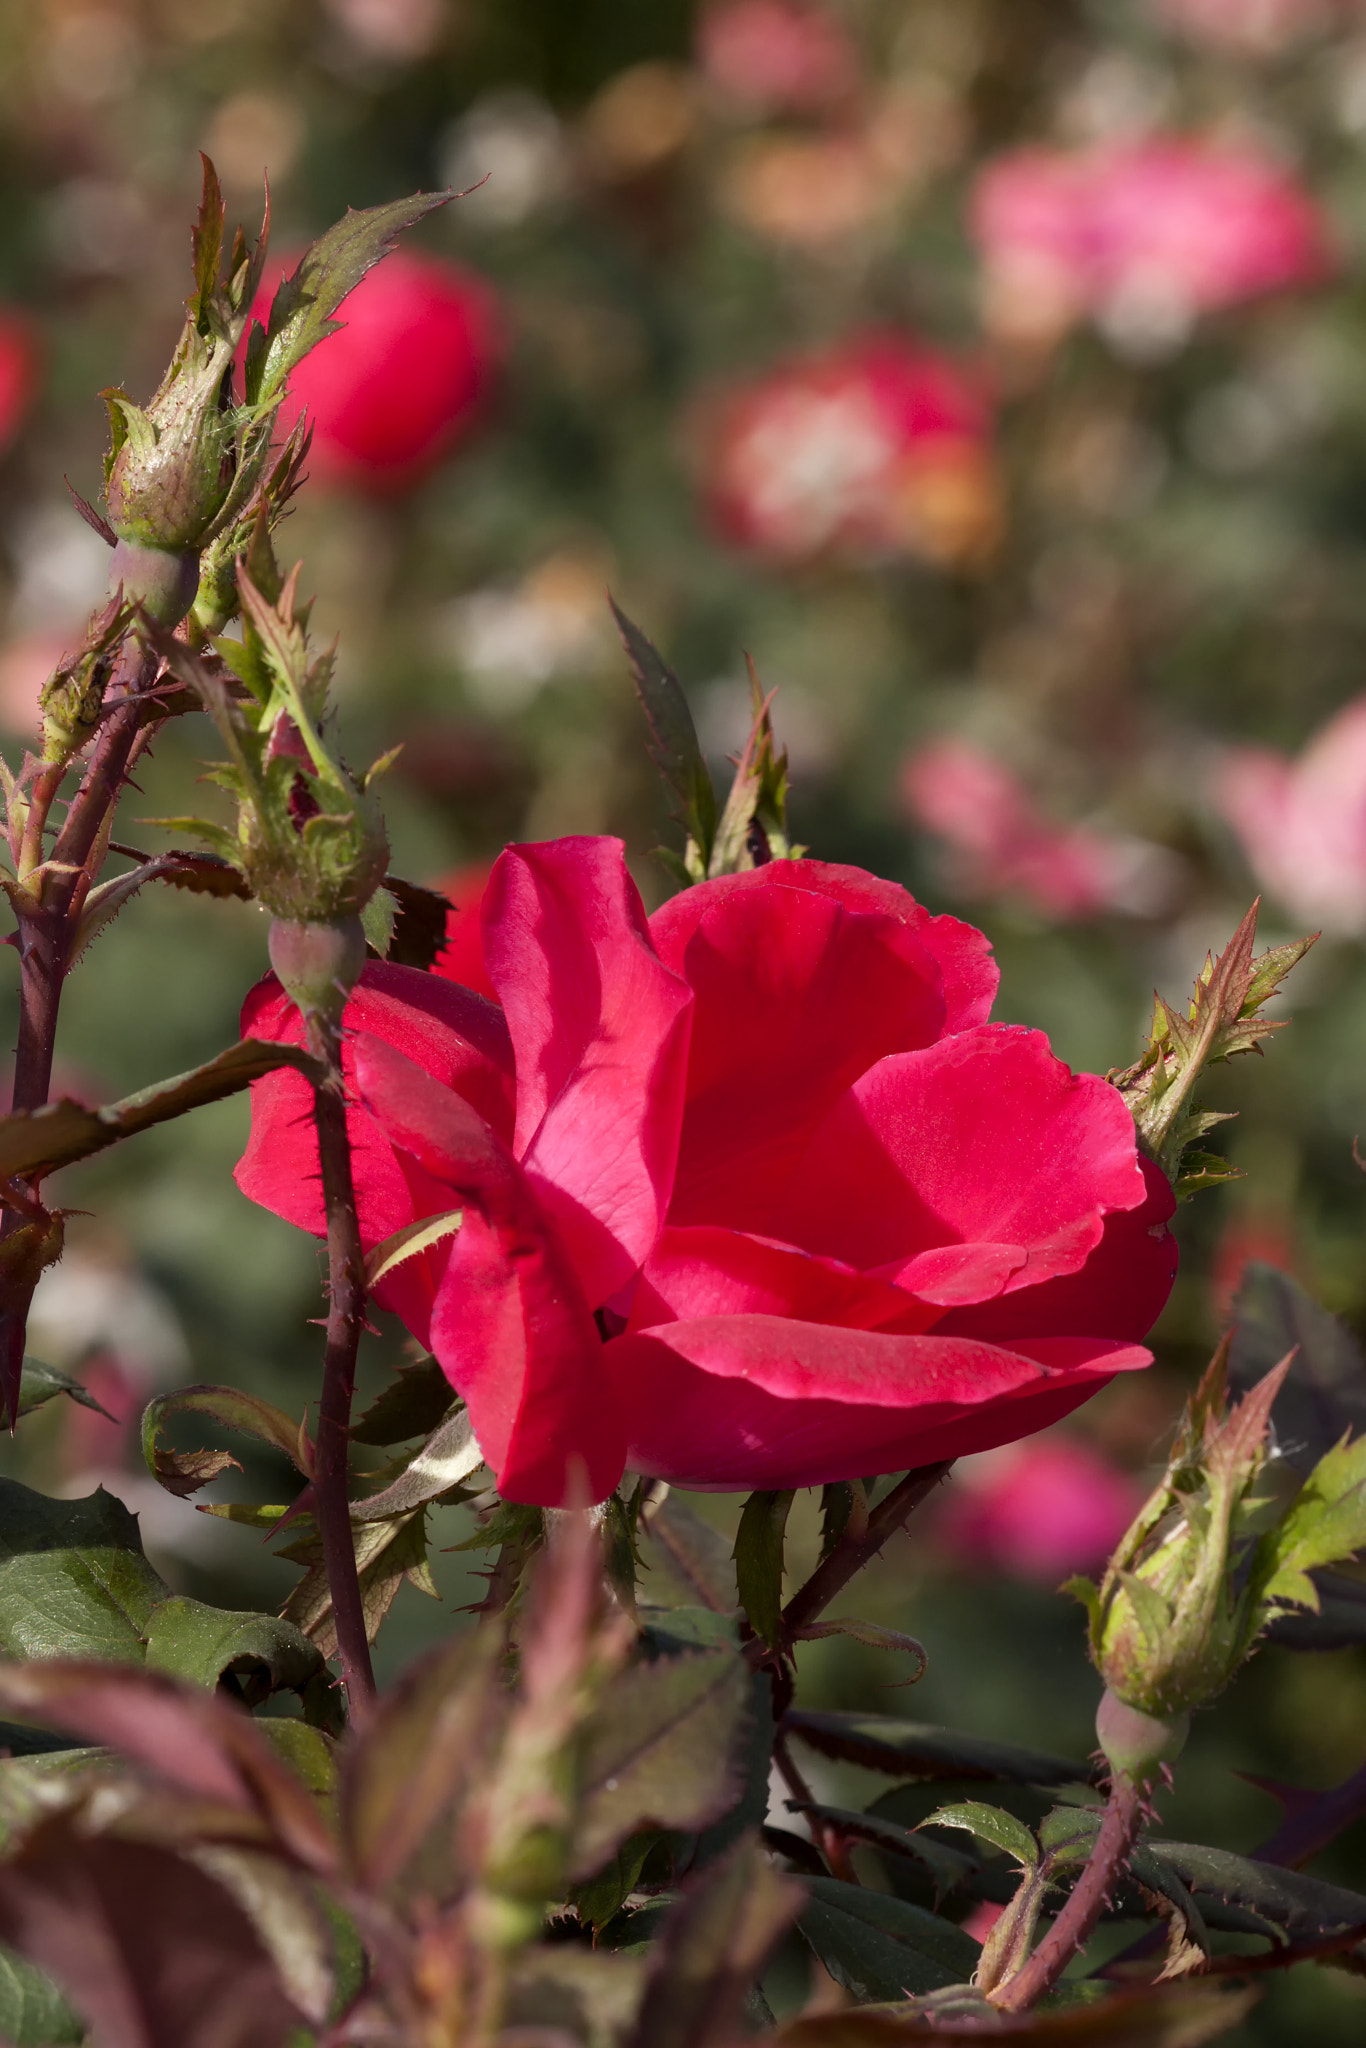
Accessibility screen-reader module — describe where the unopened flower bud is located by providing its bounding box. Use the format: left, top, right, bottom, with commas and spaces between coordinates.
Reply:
268, 915, 366, 1025
1070, 1349, 1293, 1742
103, 345, 235, 558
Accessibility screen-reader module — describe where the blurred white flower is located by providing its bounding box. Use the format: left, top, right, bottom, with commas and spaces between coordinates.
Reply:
441, 91, 568, 228
440, 551, 611, 711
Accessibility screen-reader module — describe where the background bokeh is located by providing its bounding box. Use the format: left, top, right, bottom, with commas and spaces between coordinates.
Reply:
0, 1, 1365, 2036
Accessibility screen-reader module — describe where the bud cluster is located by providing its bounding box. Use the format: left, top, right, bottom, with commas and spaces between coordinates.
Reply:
162, 529, 392, 1020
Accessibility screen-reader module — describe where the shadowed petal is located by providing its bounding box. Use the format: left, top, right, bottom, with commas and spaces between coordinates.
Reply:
613, 1315, 1151, 1490
355, 1034, 623, 1505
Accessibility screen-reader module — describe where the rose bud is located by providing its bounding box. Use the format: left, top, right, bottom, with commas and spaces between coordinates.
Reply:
1070, 1344, 1366, 1780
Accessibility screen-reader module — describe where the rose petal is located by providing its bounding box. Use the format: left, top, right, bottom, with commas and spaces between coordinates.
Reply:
651, 873, 949, 1231
482, 838, 693, 1306
772, 1025, 1146, 1293
613, 1313, 1151, 1489
235, 961, 514, 1249
354, 1034, 622, 1505
936, 1155, 1177, 1344
629, 1224, 938, 1334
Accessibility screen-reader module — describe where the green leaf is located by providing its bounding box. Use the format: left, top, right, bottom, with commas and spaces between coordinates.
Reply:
921, 1800, 1038, 1868
1108, 905, 1315, 1192
733, 1488, 795, 1650
706, 658, 804, 877
0, 1946, 83, 2046
570, 1646, 752, 1879
142, 1383, 306, 1499
1148, 1838, 1366, 1943
783, 1711, 1096, 1788
1264, 1567, 1366, 1649
610, 598, 717, 875
280, 1509, 434, 1656
350, 1356, 456, 1446
350, 1404, 483, 1521
16, 1358, 115, 1423
798, 1877, 980, 2001
642, 1495, 737, 1616
510, 1946, 648, 2046
792, 1618, 926, 1678
770, 1980, 1260, 2045
360, 886, 395, 957
790, 1804, 981, 1895
0, 1039, 323, 1183
0, 1818, 306, 2048
569, 1831, 656, 1933
1254, 1434, 1366, 1614
0, 1480, 168, 1663
340, 1627, 505, 1894
363, 1209, 463, 1291
385, 875, 454, 971
143, 1596, 324, 1704
250, 191, 452, 408
626, 1836, 798, 2048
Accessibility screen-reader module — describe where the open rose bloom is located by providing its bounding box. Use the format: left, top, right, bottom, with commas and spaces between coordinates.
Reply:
238, 841, 1176, 1505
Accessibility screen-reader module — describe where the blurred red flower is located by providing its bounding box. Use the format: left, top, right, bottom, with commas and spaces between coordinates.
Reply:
932, 1433, 1144, 1583
248, 248, 499, 490
902, 738, 1178, 921
702, 334, 1001, 568
697, 0, 859, 113
0, 312, 38, 456
1214, 696, 1366, 935
237, 841, 1175, 1504
972, 138, 1331, 348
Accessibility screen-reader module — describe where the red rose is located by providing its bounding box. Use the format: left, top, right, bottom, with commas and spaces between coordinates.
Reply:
236, 840, 1176, 1504
247, 249, 499, 490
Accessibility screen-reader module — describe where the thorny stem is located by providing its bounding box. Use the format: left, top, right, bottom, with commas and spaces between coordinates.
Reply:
990, 1773, 1145, 2012
773, 1734, 856, 1884
307, 1012, 377, 1723
0, 644, 163, 1424
761, 1460, 953, 1657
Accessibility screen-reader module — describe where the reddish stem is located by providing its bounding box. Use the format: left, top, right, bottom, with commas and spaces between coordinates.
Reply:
307, 1014, 377, 1722
990, 1774, 1145, 2012
775, 1461, 952, 1646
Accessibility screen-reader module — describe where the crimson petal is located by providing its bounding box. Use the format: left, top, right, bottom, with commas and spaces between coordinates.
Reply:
613, 1314, 1151, 1491
482, 838, 693, 1307
354, 1034, 622, 1506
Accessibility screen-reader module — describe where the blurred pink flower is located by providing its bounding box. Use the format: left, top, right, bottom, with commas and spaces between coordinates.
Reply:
1214, 698, 1366, 934
702, 335, 1001, 568
934, 1433, 1144, 1583
249, 249, 500, 492
1153, 0, 1336, 54
902, 738, 1177, 920
697, 0, 859, 113
972, 138, 1331, 348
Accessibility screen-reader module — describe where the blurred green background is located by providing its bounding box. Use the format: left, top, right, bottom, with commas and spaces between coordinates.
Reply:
0, 0, 1364, 2035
